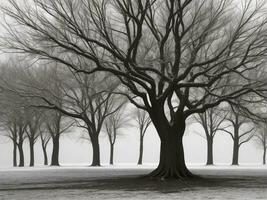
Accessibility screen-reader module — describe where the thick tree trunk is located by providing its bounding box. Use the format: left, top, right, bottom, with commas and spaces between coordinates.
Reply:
42, 144, 48, 166
263, 148, 266, 165
206, 137, 214, 165
232, 139, 239, 165
18, 142, 24, 167
29, 141, 34, 167
91, 135, 100, 166
12, 141, 17, 167
51, 136, 60, 166
148, 113, 194, 179
137, 135, 144, 165
110, 143, 114, 165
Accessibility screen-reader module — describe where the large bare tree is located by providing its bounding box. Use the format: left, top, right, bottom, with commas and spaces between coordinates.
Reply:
1, 0, 267, 178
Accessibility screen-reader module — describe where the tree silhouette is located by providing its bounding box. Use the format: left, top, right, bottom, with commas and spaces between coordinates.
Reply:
132, 108, 152, 165
193, 107, 228, 165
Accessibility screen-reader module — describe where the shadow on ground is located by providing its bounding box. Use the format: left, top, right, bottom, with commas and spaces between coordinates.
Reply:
2, 174, 267, 194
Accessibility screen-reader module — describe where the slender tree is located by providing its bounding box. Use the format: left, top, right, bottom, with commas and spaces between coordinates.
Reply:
254, 122, 267, 165
222, 105, 255, 165
25, 109, 43, 167
104, 101, 129, 165
193, 107, 228, 165
40, 130, 51, 166
14, 110, 27, 167
133, 108, 152, 165
0, 110, 18, 167
2, 0, 267, 178
45, 110, 73, 166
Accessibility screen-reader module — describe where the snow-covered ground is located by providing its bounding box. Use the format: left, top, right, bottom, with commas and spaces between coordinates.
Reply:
0, 165, 266, 200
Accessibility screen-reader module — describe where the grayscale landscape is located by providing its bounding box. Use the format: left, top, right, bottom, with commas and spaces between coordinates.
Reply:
0, 0, 267, 199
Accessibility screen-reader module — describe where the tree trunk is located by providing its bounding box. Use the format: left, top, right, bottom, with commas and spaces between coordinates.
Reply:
137, 135, 144, 165
51, 136, 60, 166
263, 148, 266, 165
206, 136, 214, 165
12, 140, 17, 167
42, 143, 48, 166
29, 141, 35, 167
148, 113, 194, 179
18, 142, 24, 167
91, 135, 100, 166
232, 139, 239, 165
110, 143, 114, 165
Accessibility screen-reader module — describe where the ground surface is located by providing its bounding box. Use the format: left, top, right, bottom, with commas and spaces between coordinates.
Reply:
0, 165, 266, 200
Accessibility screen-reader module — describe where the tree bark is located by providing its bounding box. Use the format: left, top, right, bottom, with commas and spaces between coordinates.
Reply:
149, 112, 194, 179
206, 136, 214, 165
137, 135, 144, 165
18, 142, 24, 167
91, 135, 100, 166
232, 139, 239, 165
51, 136, 60, 166
29, 141, 35, 167
263, 148, 266, 165
12, 140, 17, 167
42, 143, 48, 165
110, 143, 114, 165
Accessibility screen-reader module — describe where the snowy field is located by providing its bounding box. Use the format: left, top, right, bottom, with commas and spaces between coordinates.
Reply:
0, 165, 267, 200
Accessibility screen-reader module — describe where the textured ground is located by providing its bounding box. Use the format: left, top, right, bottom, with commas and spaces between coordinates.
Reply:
0, 165, 266, 200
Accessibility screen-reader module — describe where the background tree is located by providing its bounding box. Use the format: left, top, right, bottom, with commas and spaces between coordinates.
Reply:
254, 122, 267, 165
40, 129, 51, 166
45, 110, 73, 166
193, 106, 228, 165
25, 108, 43, 166
133, 108, 152, 165
222, 105, 255, 165
1, 60, 123, 166
2, 0, 267, 178
104, 100, 129, 165
0, 109, 18, 167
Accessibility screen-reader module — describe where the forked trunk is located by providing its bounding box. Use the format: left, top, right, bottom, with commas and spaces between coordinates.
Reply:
206, 137, 214, 165
13, 141, 17, 167
29, 141, 35, 167
137, 135, 144, 165
149, 114, 194, 179
91, 135, 100, 166
110, 143, 114, 165
51, 136, 60, 166
18, 142, 24, 167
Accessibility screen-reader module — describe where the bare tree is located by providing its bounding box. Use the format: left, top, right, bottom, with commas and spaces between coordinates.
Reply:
40, 130, 51, 166
2, 0, 267, 178
133, 108, 152, 165
12, 110, 27, 167
0, 110, 18, 167
45, 110, 73, 166
254, 122, 267, 165
193, 106, 228, 165
104, 101, 129, 165
222, 105, 255, 165
25, 108, 43, 167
